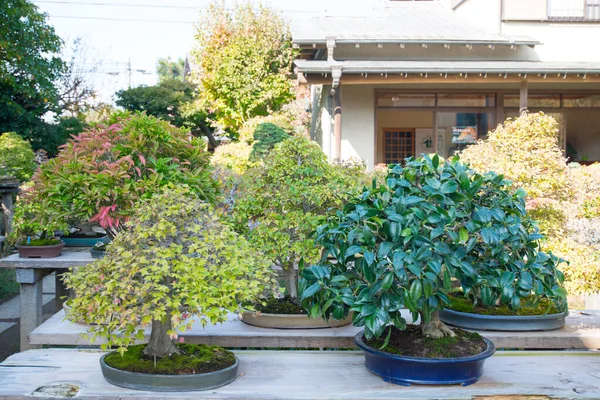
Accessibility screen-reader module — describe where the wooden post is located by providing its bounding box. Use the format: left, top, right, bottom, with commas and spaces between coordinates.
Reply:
520, 80, 528, 114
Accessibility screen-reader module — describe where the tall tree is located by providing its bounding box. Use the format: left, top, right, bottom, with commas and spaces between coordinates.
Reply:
0, 0, 65, 134
192, 1, 296, 136
156, 57, 185, 83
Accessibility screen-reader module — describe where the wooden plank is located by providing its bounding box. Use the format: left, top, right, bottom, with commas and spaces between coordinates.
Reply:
30, 310, 600, 350
1, 349, 599, 399
0, 248, 94, 269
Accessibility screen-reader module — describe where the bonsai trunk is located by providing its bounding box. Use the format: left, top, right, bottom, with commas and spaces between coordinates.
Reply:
285, 263, 298, 300
420, 311, 456, 339
143, 317, 181, 358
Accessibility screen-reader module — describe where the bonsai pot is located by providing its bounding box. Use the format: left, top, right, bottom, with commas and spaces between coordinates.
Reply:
61, 234, 108, 247
90, 247, 106, 259
16, 241, 65, 258
99, 353, 239, 392
241, 311, 352, 329
439, 308, 568, 331
354, 331, 495, 386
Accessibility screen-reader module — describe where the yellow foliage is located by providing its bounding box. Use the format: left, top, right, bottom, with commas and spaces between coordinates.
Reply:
544, 237, 600, 296
211, 141, 257, 174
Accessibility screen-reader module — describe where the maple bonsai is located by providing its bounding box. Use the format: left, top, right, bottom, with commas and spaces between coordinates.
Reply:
30, 111, 218, 235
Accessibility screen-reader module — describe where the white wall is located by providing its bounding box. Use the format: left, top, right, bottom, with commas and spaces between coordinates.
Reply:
453, 0, 502, 34
340, 86, 376, 168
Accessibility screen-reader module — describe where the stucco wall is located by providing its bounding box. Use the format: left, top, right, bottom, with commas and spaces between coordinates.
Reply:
340, 86, 376, 168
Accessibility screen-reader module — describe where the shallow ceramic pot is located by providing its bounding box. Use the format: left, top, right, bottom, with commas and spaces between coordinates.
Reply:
61, 235, 108, 247
241, 311, 353, 329
90, 248, 106, 259
16, 242, 65, 258
439, 308, 568, 331
354, 331, 495, 386
100, 353, 239, 392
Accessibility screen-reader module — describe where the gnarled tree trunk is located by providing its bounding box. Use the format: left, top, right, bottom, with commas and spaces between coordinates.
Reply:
285, 263, 297, 300
143, 316, 181, 358
420, 311, 456, 339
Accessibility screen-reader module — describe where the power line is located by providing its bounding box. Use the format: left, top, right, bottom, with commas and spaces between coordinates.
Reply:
49, 14, 197, 23
34, 0, 317, 13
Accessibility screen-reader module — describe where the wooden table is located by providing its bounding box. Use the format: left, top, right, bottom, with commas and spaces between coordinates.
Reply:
1, 349, 599, 399
0, 248, 93, 351
31, 309, 600, 350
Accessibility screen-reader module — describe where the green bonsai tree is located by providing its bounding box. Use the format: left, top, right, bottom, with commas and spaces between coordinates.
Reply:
9, 196, 67, 247
299, 155, 567, 341
64, 186, 276, 358
250, 122, 290, 161
233, 136, 358, 301
30, 111, 218, 235
0, 132, 37, 182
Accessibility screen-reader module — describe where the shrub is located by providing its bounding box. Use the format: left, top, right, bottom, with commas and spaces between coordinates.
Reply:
0, 132, 36, 182
460, 112, 570, 201
544, 237, 600, 295
233, 136, 358, 299
299, 156, 567, 341
211, 141, 256, 175
30, 112, 218, 233
64, 186, 276, 357
8, 196, 67, 246
250, 123, 290, 160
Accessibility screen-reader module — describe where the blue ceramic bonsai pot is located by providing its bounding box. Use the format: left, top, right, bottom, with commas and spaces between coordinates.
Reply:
354, 331, 495, 386
62, 235, 108, 247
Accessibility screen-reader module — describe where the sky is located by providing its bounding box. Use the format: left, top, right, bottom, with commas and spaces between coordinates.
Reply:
32, 0, 373, 103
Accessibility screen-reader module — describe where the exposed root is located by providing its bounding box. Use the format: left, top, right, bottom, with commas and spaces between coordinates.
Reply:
421, 312, 456, 339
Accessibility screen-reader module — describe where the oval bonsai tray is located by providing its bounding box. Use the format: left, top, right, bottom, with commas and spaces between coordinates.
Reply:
15, 242, 65, 258
100, 354, 239, 392
62, 235, 108, 247
90, 248, 106, 259
241, 311, 352, 329
354, 331, 495, 386
439, 309, 568, 331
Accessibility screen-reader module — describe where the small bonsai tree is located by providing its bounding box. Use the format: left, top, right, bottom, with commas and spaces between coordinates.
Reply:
0, 132, 37, 182
64, 186, 276, 357
250, 122, 290, 161
233, 136, 358, 300
300, 155, 567, 341
9, 197, 67, 246
31, 112, 218, 235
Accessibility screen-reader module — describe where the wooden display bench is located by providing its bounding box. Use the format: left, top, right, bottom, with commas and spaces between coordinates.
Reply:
0, 349, 599, 399
31, 309, 600, 350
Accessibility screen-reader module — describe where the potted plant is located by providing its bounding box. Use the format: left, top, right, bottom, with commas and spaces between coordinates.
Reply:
29, 111, 218, 254
90, 240, 107, 259
232, 136, 360, 328
59, 225, 108, 247
9, 198, 68, 258
63, 187, 276, 391
299, 155, 567, 386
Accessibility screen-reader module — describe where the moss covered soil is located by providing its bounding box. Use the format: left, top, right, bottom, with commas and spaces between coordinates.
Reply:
104, 344, 236, 375
18, 238, 61, 246
447, 294, 563, 316
366, 326, 487, 359
252, 296, 306, 314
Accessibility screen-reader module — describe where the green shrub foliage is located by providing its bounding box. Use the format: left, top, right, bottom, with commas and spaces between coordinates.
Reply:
0, 132, 37, 182
299, 156, 567, 340
250, 122, 290, 160
30, 112, 218, 232
64, 186, 276, 357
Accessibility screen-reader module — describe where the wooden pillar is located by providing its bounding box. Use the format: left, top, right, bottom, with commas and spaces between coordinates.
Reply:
520, 80, 528, 114
333, 87, 342, 161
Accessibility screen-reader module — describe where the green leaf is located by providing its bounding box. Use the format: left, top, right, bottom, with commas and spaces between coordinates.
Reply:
440, 181, 458, 194
379, 326, 393, 349
381, 273, 394, 291
409, 279, 423, 301
459, 228, 469, 243
300, 282, 321, 300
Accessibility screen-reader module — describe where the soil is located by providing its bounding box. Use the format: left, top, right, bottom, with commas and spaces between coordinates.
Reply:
447, 293, 563, 316
104, 344, 236, 375
18, 238, 61, 246
252, 296, 306, 314
366, 325, 487, 358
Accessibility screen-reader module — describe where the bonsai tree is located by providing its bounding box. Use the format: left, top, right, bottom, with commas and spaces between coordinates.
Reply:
30, 111, 218, 235
0, 132, 37, 182
233, 136, 358, 300
250, 122, 290, 161
9, 197, 67, 247
64, 186, 276, 357
299, 155, 567, 340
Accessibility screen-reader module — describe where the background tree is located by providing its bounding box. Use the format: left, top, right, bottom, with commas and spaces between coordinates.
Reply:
0, 0, 66, 143
156, 57, 185, 83
192, 0, 296, 136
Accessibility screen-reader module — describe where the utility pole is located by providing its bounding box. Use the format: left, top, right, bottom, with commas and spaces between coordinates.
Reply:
127, 58, 132, 88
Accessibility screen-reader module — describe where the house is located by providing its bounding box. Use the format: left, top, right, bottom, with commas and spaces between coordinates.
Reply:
292, 0, 600, 169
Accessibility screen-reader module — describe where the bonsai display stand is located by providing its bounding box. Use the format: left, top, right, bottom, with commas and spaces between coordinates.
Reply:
31, 308, 600, 350
1, 349, 599, 399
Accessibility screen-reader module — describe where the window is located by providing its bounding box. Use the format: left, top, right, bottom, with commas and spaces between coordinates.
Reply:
548, 0, 600, 21
383, 129, 415, 164
504, 94, 560, 108
377, 93, 435, 107
562, 94, 600, 107
437, 94, 496, 107
436, 112, 494, 159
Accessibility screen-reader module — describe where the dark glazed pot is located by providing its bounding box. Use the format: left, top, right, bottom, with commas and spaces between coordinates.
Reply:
439, 309, 568, 331
90, 248, 106, 259
354, 331, 495, 386
62, 235, 108, 247
100, 354, 239, 392
16, 242, 65, 258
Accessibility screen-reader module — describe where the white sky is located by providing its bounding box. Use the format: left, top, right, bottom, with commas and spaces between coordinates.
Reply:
33, 0, 374, 103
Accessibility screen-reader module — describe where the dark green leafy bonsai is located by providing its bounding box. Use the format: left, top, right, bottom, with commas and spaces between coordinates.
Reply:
299, 155, 567, 341
250, 122, 290, 161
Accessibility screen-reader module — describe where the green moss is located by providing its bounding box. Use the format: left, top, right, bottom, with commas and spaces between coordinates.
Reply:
448, 294, 563, 316
18, 238, 61, 246
104, 344, 236, 375
252, 296, 305, 314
